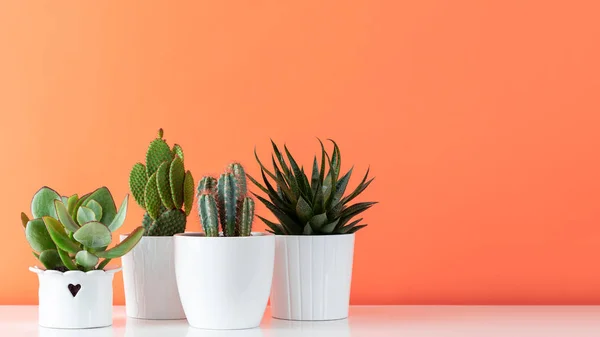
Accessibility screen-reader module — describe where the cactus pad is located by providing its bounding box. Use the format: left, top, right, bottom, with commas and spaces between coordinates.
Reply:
156, 160, 175, 209
144, 172, 161, 219
183, 170, 195, 216
172, 144, 184, 162
169, 156, 185, 209
146, 138, 173, 178
145, 209, 186, 236
129, 163, 148, 207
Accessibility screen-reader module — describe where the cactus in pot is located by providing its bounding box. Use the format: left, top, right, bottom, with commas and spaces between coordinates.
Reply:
129, 129, 195, 236
21, 186, 144, 271
197, 163, 255, 237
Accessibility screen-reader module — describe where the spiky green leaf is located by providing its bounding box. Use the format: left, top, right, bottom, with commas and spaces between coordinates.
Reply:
295, 196, 313, 225
257, 215, 286, 235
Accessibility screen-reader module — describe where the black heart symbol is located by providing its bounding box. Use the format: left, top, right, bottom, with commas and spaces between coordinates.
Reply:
68, 284, 81, 297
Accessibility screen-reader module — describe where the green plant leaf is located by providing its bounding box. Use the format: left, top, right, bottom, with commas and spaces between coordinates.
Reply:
320, 218, 339, 234
108, 195, 128, 232
246, 173, 270, 194
284, 145, 311, 197
328, 139, 341, 178
32, 251, 39, 259
75, 251, 99, 269
39, 249, 63, 270
20, 212, 29, 228
169, 156, 185, 209
260, 169, 293, 212
144, 172, 161, 219
31, 187, 61, 219
146, 138, 173, 177
256, 215, 286, 235
25, 218, 56, 252
66, 194, 79, 215
172, 144, 184, 162
295, 196, 313, 225
57, 247, 78, 270
54, 200, 79, 232
86, 200, 103, 222
96, 226, 144, 259
347, 224, 367, 233
73, 222, 111, 248
310, 156, 320, 196
43, 217, 80, 254
156, 160, 175, 209
303, 222, 313, 235
129, 163, 148, 207
254, 148, 295, 202
332, 168, 353, 205
77, 206, 97, 224
183, 170, 195, 216
96, 258, 112, 270
317, 139, 327, 185
253, 193, 297, 234
340, 168, 373, 205
84, 187, 117, 225
271, 141, 299, 195
309, 213, 328, 232
71, 193, 90, 219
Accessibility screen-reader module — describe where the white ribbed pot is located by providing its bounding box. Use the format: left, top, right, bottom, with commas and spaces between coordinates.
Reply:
270, 234, 355, 321
29, 266, 121, 329
174, 233, 275, 330
121, 235, 185, 320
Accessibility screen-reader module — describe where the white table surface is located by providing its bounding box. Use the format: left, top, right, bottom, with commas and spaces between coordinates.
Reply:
1, 305, 599, 336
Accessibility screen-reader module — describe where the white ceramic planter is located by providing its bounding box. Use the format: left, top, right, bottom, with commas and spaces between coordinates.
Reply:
121, 235, 185, 320
29, 266, 121, 329
174, 233, 275, 330
270, 234, 355, 321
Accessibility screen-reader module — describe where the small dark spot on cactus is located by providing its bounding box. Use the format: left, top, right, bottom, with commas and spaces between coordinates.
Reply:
68, 284, 81, 297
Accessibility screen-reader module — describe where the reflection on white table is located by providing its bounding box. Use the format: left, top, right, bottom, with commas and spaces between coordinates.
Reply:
2, 305, 600, 336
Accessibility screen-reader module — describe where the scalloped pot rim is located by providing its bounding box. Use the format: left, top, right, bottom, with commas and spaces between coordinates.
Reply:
28, 266, 122, 276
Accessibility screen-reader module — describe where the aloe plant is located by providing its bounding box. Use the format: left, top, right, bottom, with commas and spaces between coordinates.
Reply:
249, 140, 376, 235
197, 163, 255, 237
21, 186, 144, 271
129, 129, 195, 236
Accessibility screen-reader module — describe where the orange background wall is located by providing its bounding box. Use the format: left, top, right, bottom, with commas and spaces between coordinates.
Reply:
1, 1, 600, 305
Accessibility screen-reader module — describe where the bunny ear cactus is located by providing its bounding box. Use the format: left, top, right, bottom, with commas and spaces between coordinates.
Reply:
197, 163, 255, 237
249, 139, 376, 235
21, 186, 144, 272
129, 129, 195, 236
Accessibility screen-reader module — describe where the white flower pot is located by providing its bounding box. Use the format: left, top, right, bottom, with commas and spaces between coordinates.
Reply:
270, 234, 355, 321
29, 266, 121, 329
121, 235, 185, 320
174, 233, 275, 330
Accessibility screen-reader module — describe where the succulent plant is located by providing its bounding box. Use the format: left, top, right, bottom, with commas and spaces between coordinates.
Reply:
21, 186, 144, 271
129, 129, 195, 236
197, 163, 255, 237
249, 140, 376, 235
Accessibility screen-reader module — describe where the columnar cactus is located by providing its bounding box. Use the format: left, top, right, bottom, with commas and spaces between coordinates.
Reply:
21, 186, 144, 271
129, 129, 195, 236
197, 163, 255, 237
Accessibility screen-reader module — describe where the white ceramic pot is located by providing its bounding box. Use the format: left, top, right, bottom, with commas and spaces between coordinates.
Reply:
29, 266, 121, 329
174, 233, 275, 330
121, 235, 185, 320
270, 234, 355, 321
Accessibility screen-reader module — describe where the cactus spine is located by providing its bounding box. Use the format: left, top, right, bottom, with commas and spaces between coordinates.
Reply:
129, 129, 195, 236
197, 163, 255, 237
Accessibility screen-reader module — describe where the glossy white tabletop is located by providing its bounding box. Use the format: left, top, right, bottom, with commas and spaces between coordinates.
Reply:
1, 305, 599, 336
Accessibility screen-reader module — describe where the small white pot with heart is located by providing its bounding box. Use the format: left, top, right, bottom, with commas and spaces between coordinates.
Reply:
29, 266, 121, 329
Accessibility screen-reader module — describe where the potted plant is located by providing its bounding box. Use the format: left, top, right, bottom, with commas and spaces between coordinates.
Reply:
249, 140, 376, 321
123, 128, 195, 320
22, 186, 144, 329
174, 163, 275, 330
